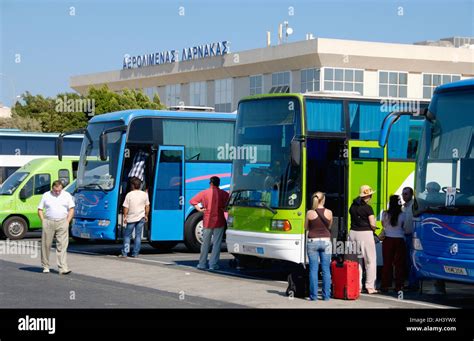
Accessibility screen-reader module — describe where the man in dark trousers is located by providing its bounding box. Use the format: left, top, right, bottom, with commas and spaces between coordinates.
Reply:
190, 176, 229, 270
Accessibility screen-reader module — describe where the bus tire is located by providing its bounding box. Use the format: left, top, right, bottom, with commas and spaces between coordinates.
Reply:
2, 216, 28, 240
184, 212, 204, 253
150, 241, 178, 252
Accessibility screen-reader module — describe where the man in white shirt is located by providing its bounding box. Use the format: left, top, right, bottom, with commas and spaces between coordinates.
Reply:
119, 177, 150, 258
38, 180, 75, 274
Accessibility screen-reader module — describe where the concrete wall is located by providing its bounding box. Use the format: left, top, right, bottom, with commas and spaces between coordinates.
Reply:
363, 70, 378, 97
233, 76, 250, 110
407, 73, 423, 99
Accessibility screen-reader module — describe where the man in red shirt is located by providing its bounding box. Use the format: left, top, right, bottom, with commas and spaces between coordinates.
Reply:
190, 176, 229, 270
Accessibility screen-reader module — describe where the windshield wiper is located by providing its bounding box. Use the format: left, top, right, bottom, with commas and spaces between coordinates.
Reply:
231, 197, 277, 214
256, 201, 277, 214
81, 183, 107, 193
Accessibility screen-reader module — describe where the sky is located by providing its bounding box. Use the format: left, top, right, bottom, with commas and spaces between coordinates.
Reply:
1, 0, 473, 106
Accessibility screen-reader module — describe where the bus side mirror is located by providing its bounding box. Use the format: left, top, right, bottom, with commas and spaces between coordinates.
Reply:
57, 135, 64, 161
290, 140, 301, 166
424, 108, 436, 122
99, 133, 108, 161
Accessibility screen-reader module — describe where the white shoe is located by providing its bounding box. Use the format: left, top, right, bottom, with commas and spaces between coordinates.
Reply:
42, 268, 50, 273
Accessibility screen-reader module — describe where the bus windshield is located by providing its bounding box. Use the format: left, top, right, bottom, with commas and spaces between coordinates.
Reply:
0, 172, 29, 195
415, 89, 474, 213
77, 121, 123, 191
231, 97, 302, 209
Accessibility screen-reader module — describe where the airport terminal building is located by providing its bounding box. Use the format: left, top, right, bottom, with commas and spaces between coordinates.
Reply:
70, 37, 474, 112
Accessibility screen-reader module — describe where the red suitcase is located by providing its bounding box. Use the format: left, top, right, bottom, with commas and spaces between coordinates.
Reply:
331, 260, 360, 300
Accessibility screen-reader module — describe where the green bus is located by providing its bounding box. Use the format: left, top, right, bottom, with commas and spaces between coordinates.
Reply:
226, 92, 427, 264
0, 157, 79, 240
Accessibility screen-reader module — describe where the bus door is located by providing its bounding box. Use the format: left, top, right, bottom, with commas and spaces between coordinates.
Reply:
305, 137, 347, 241
347, 140, 388, 233
150, 146, 185, 242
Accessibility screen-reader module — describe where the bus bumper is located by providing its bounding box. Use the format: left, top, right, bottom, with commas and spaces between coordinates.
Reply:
71, 218, 115, 240
225, 229, 304, 264
413, 251, 474, 284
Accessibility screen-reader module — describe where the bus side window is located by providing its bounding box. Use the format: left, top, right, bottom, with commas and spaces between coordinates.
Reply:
59, 169, 70, 186
34, 174, 51, 195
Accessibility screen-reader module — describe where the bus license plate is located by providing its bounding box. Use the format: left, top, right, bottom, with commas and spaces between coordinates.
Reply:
80, 232, 90, 239
443, 266, 467, 276
242, 245, 264, 255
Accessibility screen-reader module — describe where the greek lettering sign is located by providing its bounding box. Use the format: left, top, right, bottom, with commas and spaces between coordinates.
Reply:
123, 41, 230, 69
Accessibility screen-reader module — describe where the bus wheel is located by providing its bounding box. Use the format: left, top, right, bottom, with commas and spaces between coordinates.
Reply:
184, 212, 204, 253
3, 216, 28, 240
150, 241, 178, 252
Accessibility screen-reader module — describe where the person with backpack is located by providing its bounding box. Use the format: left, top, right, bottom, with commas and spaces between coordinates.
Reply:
380, 195, 407, 292
305, 191, 333, 301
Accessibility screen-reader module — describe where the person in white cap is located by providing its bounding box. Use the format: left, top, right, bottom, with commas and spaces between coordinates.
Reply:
348, 185, 378, 294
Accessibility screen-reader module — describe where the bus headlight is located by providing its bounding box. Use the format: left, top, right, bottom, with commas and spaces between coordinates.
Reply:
227, 216, 234, 228
98, 220, 110, 227
413, 237, 423, 251
271, 220, 292, 231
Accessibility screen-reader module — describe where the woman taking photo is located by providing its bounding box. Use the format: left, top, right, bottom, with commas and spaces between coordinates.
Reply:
305, 192, 333, 301
349, 185, 378, 294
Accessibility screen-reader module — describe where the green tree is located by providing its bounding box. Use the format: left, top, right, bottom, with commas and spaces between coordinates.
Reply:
0, 113, 42, 131
86, 85, 165, 115
10, 85, 166, 133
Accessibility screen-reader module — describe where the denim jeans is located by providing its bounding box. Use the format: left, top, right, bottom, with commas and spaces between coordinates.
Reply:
307, 238, 332, 300
198, 227, 225, 269
122, 218, 145, 257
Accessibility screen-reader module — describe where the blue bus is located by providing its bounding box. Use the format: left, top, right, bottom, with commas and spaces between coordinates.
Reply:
57, 109, 236, 252
0, 129, 82, 183
380, 78, 474, 284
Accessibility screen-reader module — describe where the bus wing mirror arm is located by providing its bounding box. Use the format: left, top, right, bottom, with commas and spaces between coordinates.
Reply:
378, 111, 418, 147
57, 128, 87, 161
99, 125, 127, 161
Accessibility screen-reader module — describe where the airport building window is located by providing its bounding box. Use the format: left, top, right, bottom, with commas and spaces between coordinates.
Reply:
379, 71, 407, 98
301, 68, 321, 92
422, 73, 461, 98
165, 84, 182, 106
144, 87, 158, 99
324, 68, 363, 94
214, 78, 233, 112
249, 75, 263, 96
271, 71, 290, 89
190, 81, 207, 106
